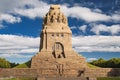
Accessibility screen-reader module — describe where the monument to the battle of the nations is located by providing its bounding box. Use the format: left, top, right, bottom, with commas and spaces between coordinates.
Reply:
31, 5, 87, 70
0, 4, 120, 80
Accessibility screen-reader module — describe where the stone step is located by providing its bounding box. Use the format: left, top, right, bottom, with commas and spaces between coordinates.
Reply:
38, 77, 87, 80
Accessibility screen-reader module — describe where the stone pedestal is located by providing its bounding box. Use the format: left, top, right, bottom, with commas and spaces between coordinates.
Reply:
31, 50, 87, 76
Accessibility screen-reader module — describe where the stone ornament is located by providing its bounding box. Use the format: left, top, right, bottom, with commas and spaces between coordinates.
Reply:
43, 5, 68, 25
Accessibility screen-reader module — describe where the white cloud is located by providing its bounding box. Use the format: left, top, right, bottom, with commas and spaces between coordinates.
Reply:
62, 6, 111, 22
0, 34, 39, 54
72, 35, 120, 52
0, 34, 120, 59
0, 0, 119, 27
92, 9, 102, 13
0, 0, 45, 13
14, 7, 49, 19
13, 0, 50, 19
0, 14, 21, 23
1, 34, 120, 54
79, 25, 87, 32
70, 26, 77, 29
14, 4, 120, 22
87, 58, 97, 62
111, 14, 120, 21
0, 53, 32, 58
14, 3, 112, 22
91, 24, 120, 35
61, 5, 120, 22
0, 0, 49, 27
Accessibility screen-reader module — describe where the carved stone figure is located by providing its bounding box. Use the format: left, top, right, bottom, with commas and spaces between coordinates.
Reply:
43, 5, 68, 25
46, 14, 50, 23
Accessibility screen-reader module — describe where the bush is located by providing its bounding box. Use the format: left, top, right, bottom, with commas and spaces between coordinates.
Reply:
0, 58, 11, 68
90, 58, 120, 68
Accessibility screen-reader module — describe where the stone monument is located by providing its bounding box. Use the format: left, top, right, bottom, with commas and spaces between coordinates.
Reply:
31, 5, 87, 75
0, 5, 119, 80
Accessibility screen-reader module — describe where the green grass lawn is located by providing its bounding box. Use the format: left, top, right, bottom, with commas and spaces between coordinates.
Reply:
14, 62, 100, 68
97, 77, 120, 80
14, 60, 31, 68
87, 63, 100, 68
14, 63, 29, 68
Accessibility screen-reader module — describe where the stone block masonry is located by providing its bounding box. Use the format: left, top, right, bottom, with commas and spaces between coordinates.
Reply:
84, 68, 120, 78
0, 68, 37, 77
0, 68, 120, 79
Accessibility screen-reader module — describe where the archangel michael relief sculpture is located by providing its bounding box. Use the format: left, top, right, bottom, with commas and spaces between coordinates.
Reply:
31, 5, 87, 71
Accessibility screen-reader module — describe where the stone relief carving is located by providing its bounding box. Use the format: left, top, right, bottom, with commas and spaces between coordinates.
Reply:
43, 6, 68, 25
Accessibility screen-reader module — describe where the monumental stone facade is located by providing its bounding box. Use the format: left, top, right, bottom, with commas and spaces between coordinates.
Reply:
31, 5, 87, 71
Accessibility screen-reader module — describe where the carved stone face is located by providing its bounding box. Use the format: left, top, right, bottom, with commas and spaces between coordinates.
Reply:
49, 5, 60, 14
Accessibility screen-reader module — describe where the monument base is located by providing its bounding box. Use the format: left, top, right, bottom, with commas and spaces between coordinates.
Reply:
31, 50, 87, 72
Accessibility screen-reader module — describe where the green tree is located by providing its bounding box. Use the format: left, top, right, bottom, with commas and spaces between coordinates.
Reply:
10, 62, 19, 68
0, 58, 11, 68
25, 60, 31, 68
90, 58, 106, 67
106, 58, 120, 68
90, 58, 120, 68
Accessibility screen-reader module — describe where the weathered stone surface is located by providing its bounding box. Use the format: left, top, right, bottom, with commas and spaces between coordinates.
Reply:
84, 68, 120, 77
0, 68, 37, 77
0, 68, 120, 79
31, 4, 87, 74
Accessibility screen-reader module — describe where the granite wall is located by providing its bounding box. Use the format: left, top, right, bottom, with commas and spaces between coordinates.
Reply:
0, 68, 120, 79
84, 68, 120, 78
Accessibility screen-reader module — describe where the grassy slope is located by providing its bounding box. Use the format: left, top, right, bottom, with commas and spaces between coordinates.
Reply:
14, 63, 28, 68
6, 77, 37, 80
14, 62, 99, 68
87, 63, 100, 68
14, 60, 31, 68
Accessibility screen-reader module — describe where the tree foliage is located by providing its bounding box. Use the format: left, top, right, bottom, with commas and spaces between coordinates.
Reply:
0, 58, 11, 68
0, 58, 19, 68
90, 58, 120, 68
10, 62, 19, 68
25, 60, 31, 68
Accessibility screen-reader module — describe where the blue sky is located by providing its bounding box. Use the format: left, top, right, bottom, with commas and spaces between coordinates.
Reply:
0, 0, 120, 63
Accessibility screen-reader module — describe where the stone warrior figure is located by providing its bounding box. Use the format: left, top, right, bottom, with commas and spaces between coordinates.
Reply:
58, 13, 63, 23
46, 14, 50, 23
43, 5, 68, 25
62, 14, 67, 24
51, 13, 58, 22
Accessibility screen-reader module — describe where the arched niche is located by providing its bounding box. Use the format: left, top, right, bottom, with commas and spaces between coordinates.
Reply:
52, 42, 65, 58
